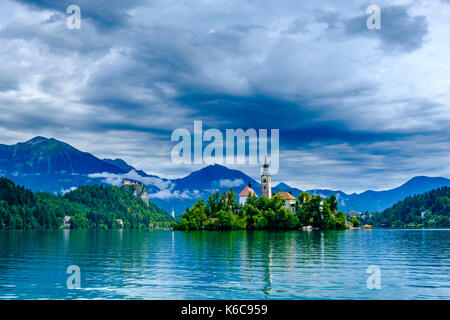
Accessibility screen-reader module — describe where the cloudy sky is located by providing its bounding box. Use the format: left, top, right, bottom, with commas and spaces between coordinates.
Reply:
0, 0, 449, 193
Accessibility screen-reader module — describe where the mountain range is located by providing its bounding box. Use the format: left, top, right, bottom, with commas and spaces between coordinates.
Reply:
1, 136, 450, 216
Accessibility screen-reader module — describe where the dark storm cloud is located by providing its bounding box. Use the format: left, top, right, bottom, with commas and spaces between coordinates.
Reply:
345, 5, 429, 52
0, 0, 448, 192
280, 126, 406, 148
177, 94, 317, 129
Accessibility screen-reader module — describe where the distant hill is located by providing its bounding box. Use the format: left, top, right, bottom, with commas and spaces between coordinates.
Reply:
0, 136, 124, 175
0, 177, 173, 230
172, 164, 259, 191
153, 165, 450, 216
275, 176, 450, 213
103, 158, 155, 177
1, 137, 450, 216
0, 137, 164, 193
0, 137, 129, 192
151, 164, 260, 216
360, 186, 450, 227
344, 176, 450, 212
102, 158, 135, 172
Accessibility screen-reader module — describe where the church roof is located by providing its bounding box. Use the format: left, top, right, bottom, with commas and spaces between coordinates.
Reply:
239, 186, 256, 197
277, 191, 296, 200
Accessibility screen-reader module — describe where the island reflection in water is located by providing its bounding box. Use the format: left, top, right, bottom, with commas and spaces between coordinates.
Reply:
0, 229, 449, 299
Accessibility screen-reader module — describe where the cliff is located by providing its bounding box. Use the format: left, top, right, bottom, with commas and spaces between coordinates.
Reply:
123, 182, 149, 205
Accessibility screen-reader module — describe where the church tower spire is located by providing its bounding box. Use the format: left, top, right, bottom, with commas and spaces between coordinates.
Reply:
261, 156, 272, 199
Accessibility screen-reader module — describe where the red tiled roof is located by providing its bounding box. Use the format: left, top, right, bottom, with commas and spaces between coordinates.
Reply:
239, 186, 255, 197
277, 191, 296, 200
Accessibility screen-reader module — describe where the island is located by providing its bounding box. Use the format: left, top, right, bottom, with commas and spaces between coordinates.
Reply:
174, 158, 359, 230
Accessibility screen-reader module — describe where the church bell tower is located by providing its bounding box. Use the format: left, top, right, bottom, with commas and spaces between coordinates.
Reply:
261, 156, 272, 199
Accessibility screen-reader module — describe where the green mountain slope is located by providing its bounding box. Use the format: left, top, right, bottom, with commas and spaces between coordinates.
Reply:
362, 187, 450, 227
0, 136, 125, 175
0, 178, 173, 230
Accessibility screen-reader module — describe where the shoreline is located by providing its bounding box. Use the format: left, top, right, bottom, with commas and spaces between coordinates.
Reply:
2, 226, 450, 233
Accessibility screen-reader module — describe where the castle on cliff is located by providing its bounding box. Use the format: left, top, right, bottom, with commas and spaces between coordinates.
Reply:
123, 180, 149, 205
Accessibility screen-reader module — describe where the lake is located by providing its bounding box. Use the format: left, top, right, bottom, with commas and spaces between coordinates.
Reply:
0, 229, 449, 299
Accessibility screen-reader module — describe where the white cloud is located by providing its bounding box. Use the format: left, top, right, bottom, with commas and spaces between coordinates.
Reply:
86, 169, 204, 200
218, 178, 244, 188
61, 186, 77, 195
148, 189, 192, 200
148, 188, 201, 200
87, 170, 173, 190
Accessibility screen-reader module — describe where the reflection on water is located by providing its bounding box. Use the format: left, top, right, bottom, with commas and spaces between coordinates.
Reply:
0, 229, 449, 299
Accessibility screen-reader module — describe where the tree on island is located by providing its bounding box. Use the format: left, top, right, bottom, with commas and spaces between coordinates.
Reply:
174, 189, 356, 231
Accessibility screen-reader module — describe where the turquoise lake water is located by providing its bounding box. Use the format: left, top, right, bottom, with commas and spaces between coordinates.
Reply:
0, 229, 449, 299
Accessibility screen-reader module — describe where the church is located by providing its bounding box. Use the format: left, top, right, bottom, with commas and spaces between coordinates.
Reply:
238, 157, 296, 213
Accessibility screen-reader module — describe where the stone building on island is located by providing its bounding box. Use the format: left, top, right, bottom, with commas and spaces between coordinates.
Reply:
277, 191, 297, 214
238, 181, 256, 205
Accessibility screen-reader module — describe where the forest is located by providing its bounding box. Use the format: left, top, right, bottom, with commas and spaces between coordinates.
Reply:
0, 178, 173, 230
174, 189, 358, 230
360, 187, 450, 228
